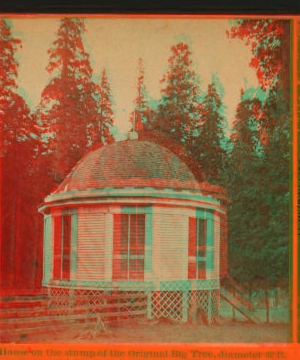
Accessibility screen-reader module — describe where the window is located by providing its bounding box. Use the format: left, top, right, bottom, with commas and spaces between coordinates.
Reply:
53, 214, 71, 280
188, 215, 214, 280
113, 214, 145, 281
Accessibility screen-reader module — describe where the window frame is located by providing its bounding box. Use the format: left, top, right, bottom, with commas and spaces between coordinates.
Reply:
196, 218, 206, 280
113, 213, 146, 282
188, 210, 215, 280
53, 213, 71, 281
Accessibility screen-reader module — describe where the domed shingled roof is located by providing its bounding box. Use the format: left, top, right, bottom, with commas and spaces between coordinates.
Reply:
54, 140, 203, 194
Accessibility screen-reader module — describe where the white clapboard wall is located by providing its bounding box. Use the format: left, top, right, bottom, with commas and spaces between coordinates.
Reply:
77, 207, 106, 281
151, 206, 191, 281
47, 204, 221, 284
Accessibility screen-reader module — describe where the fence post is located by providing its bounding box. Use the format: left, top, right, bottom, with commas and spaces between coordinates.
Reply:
147, 292, 152, 319
191, 291, 197, 325
47, 287, 52, 309
69, 289, 75, 308
207, 290, 212, 325
182, 291, 188, 323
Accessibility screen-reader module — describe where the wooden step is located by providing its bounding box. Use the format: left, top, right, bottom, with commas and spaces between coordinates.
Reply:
1, 292, 147, 309
1, 309, 147, 331
221, 277, 256, 311
1, 295, 48, 302
220, 288, 261, 324
1, 300, 148, 320
1, 320, 88, 335
0, 300, 45, 309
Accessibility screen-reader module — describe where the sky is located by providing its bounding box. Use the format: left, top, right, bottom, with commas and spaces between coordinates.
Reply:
10, 16, 261, 133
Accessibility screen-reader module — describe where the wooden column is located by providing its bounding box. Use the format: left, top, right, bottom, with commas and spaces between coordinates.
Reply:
207, 290, 212, 326
191, 291, 197, 325
182, 290, 188, 323
232, 307, 236, 322
147, 292, 152, 319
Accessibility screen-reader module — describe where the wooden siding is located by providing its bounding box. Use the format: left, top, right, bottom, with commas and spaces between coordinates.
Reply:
153, 210, 188, 281
77, 207, 106, 280
144, 213, 153, 281
206, 218, 214, 279
53, 216, 62, 280
62, 214, 71, 280
45, 204, 223, 284
214, 214, 220, 280
70, 212, 78, 280
219, 211, 228, 278
104, 213, 113, 282
43, 216, 51, 285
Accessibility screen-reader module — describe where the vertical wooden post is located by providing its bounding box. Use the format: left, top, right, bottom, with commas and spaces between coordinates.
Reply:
147, 292, 152, 319
47, 287, 52, 309
117, 297, 120, 324
275, 287, 279, 308
207, 290, 212, 326
232, 288, 236, 322
191, 291, 197, 325
69, 288, 75, 308
232, 306, 236, 322
182, 291, 188, 323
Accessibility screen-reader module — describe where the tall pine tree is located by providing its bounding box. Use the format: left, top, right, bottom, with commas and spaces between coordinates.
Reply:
228, 20, 290, 317
130, 58, 155, 131
153, 43, 202, 144
1, 19, 42, 290
227, 91, 264, 291
92, 68, 114, 146
194, 81, 227, 184
37, 18, 100, 183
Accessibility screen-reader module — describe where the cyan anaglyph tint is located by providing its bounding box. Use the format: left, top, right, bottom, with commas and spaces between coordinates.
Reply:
0, 16, 290, 344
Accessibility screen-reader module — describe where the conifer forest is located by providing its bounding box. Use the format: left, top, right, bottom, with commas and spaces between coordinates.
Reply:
0, 17, 291, 320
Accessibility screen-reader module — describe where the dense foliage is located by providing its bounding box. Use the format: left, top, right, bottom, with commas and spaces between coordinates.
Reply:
151, 43, 202, 144
130, 58, 156, 131
0, 18, 290, 311
37, 18, 114, 184
226, 19, 290, 321
1, 19, 42, 289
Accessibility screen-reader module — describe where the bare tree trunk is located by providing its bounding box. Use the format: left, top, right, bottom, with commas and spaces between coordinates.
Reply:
275, 287, 278, 308
265, 287, 269, 323
14, 191, 21, 287
249, 288, 252, 301
232, 306, 236, 322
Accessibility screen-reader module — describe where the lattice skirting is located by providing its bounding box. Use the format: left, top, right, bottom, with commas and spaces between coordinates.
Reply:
48, 288, 147, 319
48, 287, 219, 324
149, 290, 219, 324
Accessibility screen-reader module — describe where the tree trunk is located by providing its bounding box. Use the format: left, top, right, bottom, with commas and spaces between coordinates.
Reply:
14, 190, 21, 287
265, 287, 269, 323
232, 306, 236, 322
275, 287, 279, 308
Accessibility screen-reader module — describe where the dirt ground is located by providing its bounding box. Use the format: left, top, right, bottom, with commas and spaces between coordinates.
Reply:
1, 313, 290, 344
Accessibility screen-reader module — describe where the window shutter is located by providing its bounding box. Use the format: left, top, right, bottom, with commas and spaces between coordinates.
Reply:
197, 219, 206, 280
53, 216, 62, 280
62, 214, 71, 280
70, 212, 78, 279
206, 218, 214, 270
113, 214, 128, 280
188, 217, 197, 279
43, 216, 51, 284
219, 212, 228, 278
129, 214, 145, 281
